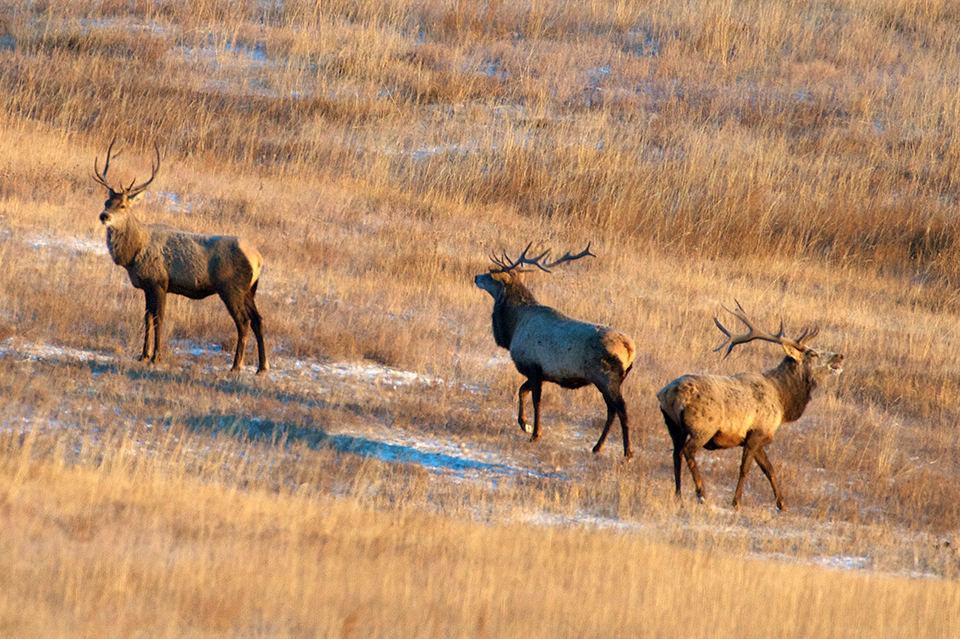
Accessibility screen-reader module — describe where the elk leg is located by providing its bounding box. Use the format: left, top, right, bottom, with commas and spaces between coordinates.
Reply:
142, 287, 165, 364
151, 288, 166, 363
732, 445, 758, 510
529, 378, 543, 442
594, 392, 632, 458
517, 378, 535, 434
593, 397, 614, 454
230, 312, 250, 372
140, 306, 153, 362
221, 289, 251, 372
673, 446, 683, 497
661, 410, 686, 497
682, 442, 706, 503
248, 297, 268, 374
754, 447, 786, 511
616, 395, 632, 458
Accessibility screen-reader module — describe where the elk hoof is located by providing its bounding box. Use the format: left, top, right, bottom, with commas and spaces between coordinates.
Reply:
519, 421, 533, 434
528, 433, 540, 442
776, 501, 788, 512
623, 449, 634, 459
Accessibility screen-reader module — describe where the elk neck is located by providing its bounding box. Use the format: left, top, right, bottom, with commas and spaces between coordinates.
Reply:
106, 210, 149, 267
764, 356, 815, 423
491, 277, 539, 349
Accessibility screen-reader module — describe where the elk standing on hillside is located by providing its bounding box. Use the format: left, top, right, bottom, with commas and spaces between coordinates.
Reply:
657, 302, 843, 510
93, 139, 269, 373
474, 243, 636, 457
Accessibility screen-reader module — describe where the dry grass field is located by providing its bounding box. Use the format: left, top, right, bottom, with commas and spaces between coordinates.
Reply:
1, 0, 960, 636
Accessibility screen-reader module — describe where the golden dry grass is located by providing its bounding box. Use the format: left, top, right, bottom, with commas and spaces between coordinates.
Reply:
1, 0, 960, 635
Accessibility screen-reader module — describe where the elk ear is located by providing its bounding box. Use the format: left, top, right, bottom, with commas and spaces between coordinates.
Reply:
781, 342, 804, 361
129, 190, 146, 202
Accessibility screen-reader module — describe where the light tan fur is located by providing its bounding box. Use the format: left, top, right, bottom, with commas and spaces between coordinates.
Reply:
237, 238, 263, 287
658, 303, 843, 510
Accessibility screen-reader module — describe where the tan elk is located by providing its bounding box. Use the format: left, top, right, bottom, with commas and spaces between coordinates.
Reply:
474, 243, 636, 457
657, 302, 843, 510
93, 139, 269, 373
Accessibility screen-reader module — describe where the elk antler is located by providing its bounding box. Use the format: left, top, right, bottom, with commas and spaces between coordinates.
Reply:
490, 242, 552, 273
713, 300, 815, 358
92, 137, 122, 190
92, 140, 161, 196
490, 242, 595, 273
542, 242, 595, 270
127, 142, 162, 197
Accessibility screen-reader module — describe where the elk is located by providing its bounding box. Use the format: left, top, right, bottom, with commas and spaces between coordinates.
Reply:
93, 139, 269, 373
474, 243, 636, 457
657, 302, 843, 510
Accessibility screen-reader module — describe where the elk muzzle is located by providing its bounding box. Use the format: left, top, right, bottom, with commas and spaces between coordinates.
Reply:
828, 353, 844, 375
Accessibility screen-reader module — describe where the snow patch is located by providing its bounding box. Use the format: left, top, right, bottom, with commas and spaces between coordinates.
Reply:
24, 234, 107, 257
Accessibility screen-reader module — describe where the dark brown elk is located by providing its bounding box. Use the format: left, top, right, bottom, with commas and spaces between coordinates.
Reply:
657, 302, 843, 510
93, 140, 269, 373
474, 243, 636, 457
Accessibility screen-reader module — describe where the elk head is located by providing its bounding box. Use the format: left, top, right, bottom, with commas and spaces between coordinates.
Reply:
474, 242, 596, 301
92, 138, 161, 228
713, 300, 844, 380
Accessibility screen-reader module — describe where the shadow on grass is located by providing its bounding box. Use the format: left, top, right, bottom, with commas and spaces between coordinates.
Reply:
183, 414, 565, 480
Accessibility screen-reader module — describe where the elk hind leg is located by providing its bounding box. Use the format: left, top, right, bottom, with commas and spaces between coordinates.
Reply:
529, 378, 544, 441
682, 440, 707, 503
595, 390, 632, 458
220, 289, 250, 372
247, 291, 268, 374
661, 410, 686, 498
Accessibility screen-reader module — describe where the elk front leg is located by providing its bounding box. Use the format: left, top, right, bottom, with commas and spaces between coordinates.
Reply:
754, 447, 786, 511
517, 378, 536, 435
149, 287, 166, 364
141, 287, 164, 362
140, 304, 153, 362
732, 444, 758, 510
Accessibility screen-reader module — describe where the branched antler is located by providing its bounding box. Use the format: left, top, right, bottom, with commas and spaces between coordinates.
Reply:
490, 242, 595, 273
713, 300, 818, 358
92, 137, 122, 190
542, 242, 595, 270
92, 139, 161, 195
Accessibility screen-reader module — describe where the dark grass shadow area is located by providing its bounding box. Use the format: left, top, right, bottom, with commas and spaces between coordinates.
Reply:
183, 413, 565, 480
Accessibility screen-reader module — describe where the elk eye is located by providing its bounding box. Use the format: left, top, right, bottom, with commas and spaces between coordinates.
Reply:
810, 352, 819, 358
